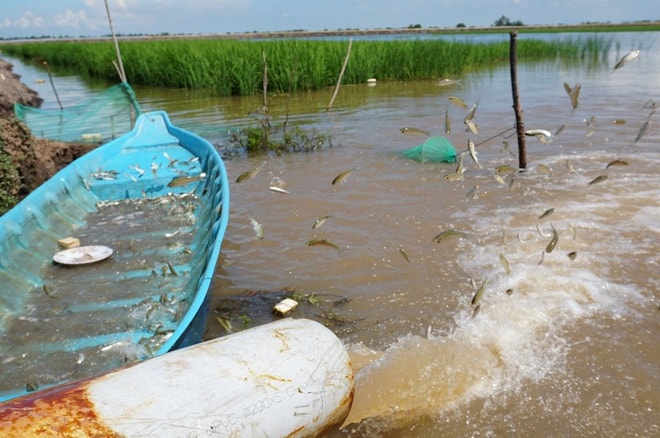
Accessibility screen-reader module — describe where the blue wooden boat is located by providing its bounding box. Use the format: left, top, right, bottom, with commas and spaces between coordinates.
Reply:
0, 110, 230, 402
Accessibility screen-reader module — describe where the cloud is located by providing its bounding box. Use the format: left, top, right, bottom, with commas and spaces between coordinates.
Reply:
0, 11, 45, 30
53, 9, 90, 28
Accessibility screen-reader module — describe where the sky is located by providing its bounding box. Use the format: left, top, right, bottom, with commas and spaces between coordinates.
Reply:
0, 0, 657, 39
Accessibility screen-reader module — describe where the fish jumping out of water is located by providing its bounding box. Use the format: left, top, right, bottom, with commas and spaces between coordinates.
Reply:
613, 49, 640, 71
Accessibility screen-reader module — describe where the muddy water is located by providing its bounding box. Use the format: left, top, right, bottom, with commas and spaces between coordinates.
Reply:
7, 32, 659, 436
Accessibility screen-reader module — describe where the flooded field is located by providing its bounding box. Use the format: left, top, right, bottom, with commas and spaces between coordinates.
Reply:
7, 31, 659, 436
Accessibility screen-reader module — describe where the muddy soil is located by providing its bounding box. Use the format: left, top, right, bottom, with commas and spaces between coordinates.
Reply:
0, 58, 94, 207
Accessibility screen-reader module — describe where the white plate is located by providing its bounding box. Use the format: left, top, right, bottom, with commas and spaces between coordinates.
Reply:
53, 245, 113, 265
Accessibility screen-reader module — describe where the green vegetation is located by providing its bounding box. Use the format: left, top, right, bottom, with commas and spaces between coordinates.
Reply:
1, 35, 612, 98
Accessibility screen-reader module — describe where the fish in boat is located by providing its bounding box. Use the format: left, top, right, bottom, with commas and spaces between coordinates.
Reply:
0, 111, 230, 402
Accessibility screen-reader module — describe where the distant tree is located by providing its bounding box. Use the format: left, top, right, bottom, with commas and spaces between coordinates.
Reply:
407, 24, 422, 29
456, 23, 466, 28
493, 15, 524, 26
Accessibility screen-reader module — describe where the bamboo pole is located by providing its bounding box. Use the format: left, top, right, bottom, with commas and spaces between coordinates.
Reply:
509, 31, 526, 170
262, 51, 269, 115
43, 61, 63, 110
104, 0, 126, 83
327, 38, 353, 111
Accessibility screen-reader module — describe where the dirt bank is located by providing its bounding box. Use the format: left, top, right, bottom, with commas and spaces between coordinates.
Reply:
0, 58, 94, 213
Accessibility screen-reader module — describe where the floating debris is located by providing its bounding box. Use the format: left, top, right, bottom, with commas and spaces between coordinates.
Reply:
273, 298, 299, 316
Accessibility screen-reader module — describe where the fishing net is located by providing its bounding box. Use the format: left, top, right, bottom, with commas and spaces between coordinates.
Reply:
402, 136, 457, 163
14, 82, 141, 143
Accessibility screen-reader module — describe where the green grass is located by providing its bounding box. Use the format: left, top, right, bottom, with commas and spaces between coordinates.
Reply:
1, 35, 612, 97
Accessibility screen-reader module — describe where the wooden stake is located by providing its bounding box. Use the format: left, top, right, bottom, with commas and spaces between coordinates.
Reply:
104, 0, 126, 83
43, 61, 62, 110
327, 38, 353, 111
262, 51, 268, 115
509, 31, 526, 170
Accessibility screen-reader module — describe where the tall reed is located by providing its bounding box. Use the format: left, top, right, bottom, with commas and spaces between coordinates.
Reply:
1, 35, 612, 97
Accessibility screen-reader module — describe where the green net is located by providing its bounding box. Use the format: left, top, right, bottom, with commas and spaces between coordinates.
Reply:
14, 82, 141, 143
402, 136, 457, 163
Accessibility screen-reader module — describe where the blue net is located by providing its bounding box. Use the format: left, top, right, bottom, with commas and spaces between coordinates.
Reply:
402, 136, 457, 163
14, 82, 141, 143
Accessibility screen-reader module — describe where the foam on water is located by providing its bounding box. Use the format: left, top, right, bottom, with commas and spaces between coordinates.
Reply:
342, 149, 656, 429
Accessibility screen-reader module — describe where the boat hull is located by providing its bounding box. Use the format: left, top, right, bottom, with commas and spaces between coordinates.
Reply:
0, 318, 354, 438
0, 111, 230, 402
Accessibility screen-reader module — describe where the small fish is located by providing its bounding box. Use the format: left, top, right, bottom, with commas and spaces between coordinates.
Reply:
566, 160, 576, 173
465, 185, 478, 202
588, 175, 608, 186
216, 315, 233, 334
167, 261, 178, 276
432, 228, 468, 243
563, 82, 581, 110
463, 102, 478, 123
642, 99, 657, 110
545, 224, 559, 253
312, 215, 331, 229
400, 127, 430, 136
500, 140, 514, 157
445, 172, 464, 181
90, 170, 118, 180
268, 186, 290, 194
307, 238, 339, 250
613, 49, 640, 71
444, 109, 451, 134
471, 304, 482, 319
471, 278, 488, 306
167, 173, 206, 187
236, 161, 266, 183
398, 247, 410, 262
536, 224, 551, 238
464, 118, 479, 136
605, 159, 629, 169
495, 165, 518, 175
534, 164, 552, 175
499, 253, 511, 276
525, 129, 552, 138
331, 168, 354, 185
436, 78, 461, 87
129, 164, 145, 177
151, 162, 159, 178
454, 151, 465, 174
555, 124, 566, 136
538, 208, 555, 220
467, 139, 482, 168
163, 152, 178, 168
42, 285, 57, 299
494, 174, 506, 185
613, 119, 626, 125
448, 96, 468, 109
634, 120, 650, 143
248, 215, 264, 239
